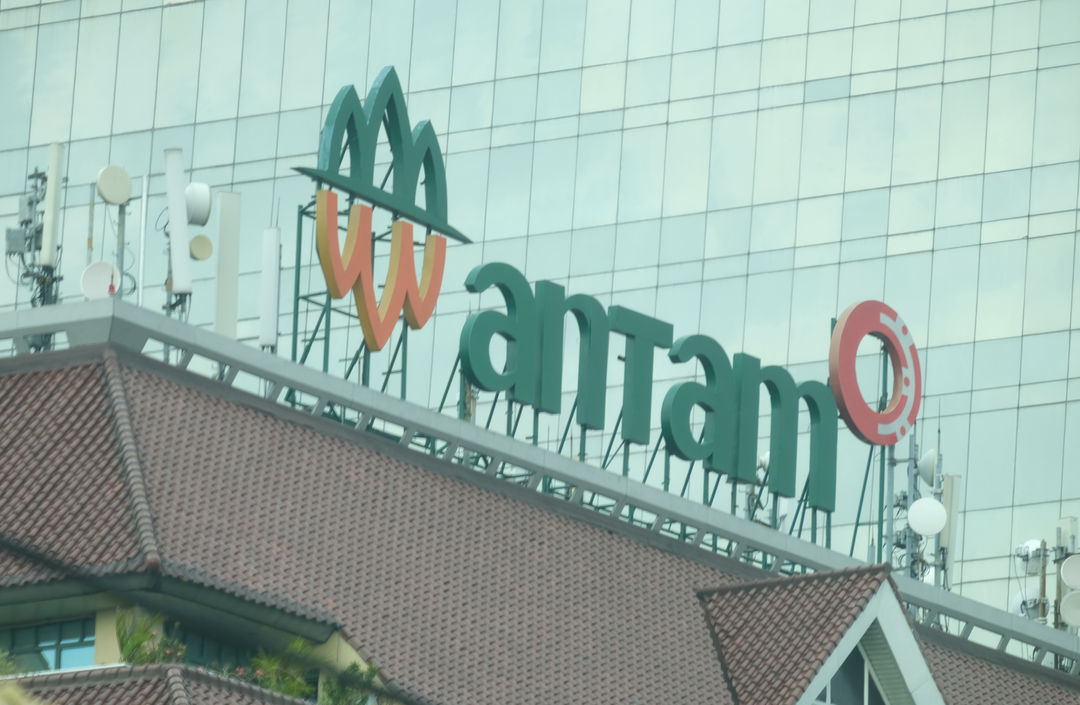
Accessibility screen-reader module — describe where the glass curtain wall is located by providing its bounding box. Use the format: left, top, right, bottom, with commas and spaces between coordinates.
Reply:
0, 0, 1078, 631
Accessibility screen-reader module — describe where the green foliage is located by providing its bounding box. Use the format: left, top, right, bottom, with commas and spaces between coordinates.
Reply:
0, 651, 17, 677
321, 662, 379, 705
115, 611, 186, 665
115, 611, 381, 705
250, 637, 315, 700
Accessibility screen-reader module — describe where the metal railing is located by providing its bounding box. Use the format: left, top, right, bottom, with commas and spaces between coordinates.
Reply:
0, 300, 1077, 671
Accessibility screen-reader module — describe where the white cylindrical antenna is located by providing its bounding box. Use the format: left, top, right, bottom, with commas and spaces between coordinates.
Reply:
215, 192, 241, 338
163, 148, 192, 294
258, 226, 280, 350
40, 142, 65, 268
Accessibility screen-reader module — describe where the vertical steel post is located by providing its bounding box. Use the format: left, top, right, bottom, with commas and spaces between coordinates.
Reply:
116, 204, 125, 299
877, 346, 888, 563
400, 324, 408, 399
291, 205, 303, 363
321, 293, 332, 373
907, 431, 918, 577
886, 443, 895, 567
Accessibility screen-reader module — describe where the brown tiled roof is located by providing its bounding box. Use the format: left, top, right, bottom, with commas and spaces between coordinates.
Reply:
3, 347, 1079, 705
917, 627, 1080, 705
18, 663, 308, 705
0, 359, 145, 585
0, 348, 755, 705
699, 564, 890, 705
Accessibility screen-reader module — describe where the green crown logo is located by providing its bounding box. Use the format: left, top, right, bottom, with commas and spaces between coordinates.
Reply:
296, 66, 469, 243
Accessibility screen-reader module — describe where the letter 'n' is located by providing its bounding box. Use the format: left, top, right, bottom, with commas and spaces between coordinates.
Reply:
535, 281, 609, 430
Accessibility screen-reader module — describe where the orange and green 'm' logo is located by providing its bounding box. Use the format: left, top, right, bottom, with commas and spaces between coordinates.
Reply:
297, 66, 467, 350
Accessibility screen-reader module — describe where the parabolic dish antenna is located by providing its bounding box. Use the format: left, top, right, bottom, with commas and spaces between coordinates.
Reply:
189, 234, 213, 261
80, 261, 120, 300
1061, 554, 1080, 590
1060, 591, 1080, 627
95, 165, 132, 205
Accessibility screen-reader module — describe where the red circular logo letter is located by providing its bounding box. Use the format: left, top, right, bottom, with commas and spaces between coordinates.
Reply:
829, 300, 921, 446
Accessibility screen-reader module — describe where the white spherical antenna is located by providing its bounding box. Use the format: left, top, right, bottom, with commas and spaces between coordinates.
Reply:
916, 448, 937, 485
80, 261, 121, 300
1061, 554, 1080, 590
189, 234, 213, 261
908, 497, 947, 536
96, 165, 132, 205
185, 182, 212, 226
1061, 591, 1080, 627
1015, 539, 1044, 577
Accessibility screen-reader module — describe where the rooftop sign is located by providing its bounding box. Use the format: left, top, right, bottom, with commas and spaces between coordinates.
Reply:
301, 68, 924, 513
296, 67, 463, 351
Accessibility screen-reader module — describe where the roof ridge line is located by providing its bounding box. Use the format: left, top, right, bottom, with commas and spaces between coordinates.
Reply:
164, 666, 193, 705
102, 349, 163, 570
697, 563, 890, 599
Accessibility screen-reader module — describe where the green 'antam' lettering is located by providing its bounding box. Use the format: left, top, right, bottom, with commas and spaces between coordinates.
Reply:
535, 281, 609, 430
609, 307, 673, 445
458, 263, 537, 405
459, 262, 839, 512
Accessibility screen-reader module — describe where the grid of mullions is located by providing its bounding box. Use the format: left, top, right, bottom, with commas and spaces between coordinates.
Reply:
0, 617, 95, 672
0, 0, 1078, 632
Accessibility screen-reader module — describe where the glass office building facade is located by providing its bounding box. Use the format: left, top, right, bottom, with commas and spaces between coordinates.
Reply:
1, 0, 1079, 618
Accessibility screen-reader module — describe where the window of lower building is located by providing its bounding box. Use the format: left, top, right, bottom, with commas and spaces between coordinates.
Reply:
164, 622, 252, 669
0, 617, 95, 673
815, 647, 887, 705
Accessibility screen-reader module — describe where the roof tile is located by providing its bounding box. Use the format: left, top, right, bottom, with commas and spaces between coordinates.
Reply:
699, 564, 890, 705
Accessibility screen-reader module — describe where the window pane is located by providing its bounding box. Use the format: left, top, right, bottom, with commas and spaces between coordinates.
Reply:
452, 0, 498, 84
71, 16, 119, 140
845, 93, 893, 191
985, 72, 1035, 173
928, 246, 977, 346
754, 106, 802, 203
618, 126, 665, 222
0, 27, 36, 150
938, 79, 988, 179
539, 0, 586, 72
892, 85, 941, 185
113, 9, 161, 134
975, 241, 1025, 340
281, 0, 328, 111
708, 112, 756, 209
237, 0, 286, 116
530, 138, 576, 234
663, 119, 710, 216
485, 144, 532, 240
1024, 233, 1074, 335
573, 132, 620, 228
496, 0, 541, 77
197, 0, 244, 121
800, 99, 847, 198
30, 21, 78, 145
155, 2, 203, 127
628, 0, 674, 60
58, 644, 94, 669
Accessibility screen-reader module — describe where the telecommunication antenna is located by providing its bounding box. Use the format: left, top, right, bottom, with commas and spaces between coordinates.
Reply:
5, 143, 65, 350
160, 148, 213, 319
80, 261, 121, 300
92, 164, 133, 299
